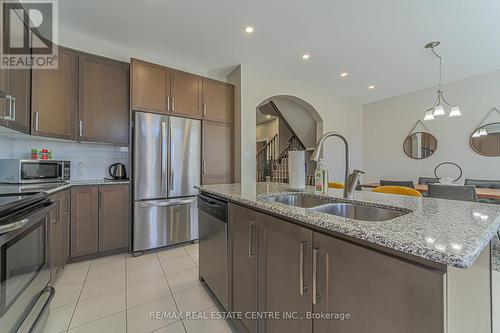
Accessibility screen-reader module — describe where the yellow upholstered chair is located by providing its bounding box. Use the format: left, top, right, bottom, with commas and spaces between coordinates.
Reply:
372, 186, 422, 197
328, 182, 345, 189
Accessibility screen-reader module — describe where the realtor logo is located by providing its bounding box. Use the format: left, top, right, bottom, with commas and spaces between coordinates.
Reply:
1, 0, 58, 69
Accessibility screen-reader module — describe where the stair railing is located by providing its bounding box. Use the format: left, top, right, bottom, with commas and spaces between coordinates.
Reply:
256, 134, 278, 182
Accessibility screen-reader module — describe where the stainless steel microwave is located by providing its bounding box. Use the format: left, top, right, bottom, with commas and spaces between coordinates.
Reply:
0, 159, 70, 184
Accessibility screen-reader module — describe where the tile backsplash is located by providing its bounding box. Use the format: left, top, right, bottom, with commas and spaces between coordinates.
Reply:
0, 135, 128, 180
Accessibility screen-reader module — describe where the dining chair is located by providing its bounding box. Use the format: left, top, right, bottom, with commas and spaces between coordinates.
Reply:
427, 184, 478, 202
329, 182, 345, 189
418, 177, 440, 185
464, 179, 500, 189
372, 186, 422, 197
380, 180, 415, 188
465, 179, 500, 204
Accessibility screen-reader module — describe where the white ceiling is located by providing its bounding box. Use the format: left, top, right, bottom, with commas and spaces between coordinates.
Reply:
59, 0, 500, 104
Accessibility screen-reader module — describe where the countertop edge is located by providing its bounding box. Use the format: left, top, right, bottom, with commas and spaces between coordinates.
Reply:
196, 186, 500, 269
45, 180, 130, 195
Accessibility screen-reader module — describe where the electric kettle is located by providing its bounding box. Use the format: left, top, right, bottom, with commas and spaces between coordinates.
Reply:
108, 163, 128, 180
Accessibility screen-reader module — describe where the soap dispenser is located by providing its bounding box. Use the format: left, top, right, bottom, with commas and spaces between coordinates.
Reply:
314, 159, 329, 194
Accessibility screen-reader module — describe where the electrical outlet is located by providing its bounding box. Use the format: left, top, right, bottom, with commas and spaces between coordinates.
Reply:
78, 157, 86, 166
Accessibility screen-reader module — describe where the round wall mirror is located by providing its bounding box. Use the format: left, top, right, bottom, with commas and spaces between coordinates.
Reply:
403, 132, 438, 159
470, 122, 500, 157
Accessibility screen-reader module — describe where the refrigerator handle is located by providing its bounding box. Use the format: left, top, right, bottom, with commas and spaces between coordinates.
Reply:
161, 121, 167, 190
169, 121, 174, 191
139, 198, 195, 208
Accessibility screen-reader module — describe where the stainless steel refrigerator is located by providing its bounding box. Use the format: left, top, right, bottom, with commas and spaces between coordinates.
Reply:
132, 111, 201, 253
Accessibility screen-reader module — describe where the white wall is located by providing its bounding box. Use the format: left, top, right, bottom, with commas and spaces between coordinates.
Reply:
363, 70, 500, 183
272, 97, 317, 149
227, 66, 242, 183
0, 134, 128, 180
59, 28, 230, 82
239, 65, 363, 184
256, 119, 278, 143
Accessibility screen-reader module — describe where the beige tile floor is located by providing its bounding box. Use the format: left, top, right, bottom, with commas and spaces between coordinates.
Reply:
43, 243, 236, 333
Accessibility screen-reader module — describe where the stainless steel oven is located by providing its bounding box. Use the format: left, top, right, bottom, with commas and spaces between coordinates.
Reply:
0, 160, 70, 184
0, 198, 54, 333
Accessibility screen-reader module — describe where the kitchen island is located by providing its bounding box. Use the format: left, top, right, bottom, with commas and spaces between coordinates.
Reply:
197, 182, 500, 333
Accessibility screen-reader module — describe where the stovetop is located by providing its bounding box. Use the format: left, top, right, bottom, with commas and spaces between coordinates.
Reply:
0, 182, 68, 195
0, 192, 49, 221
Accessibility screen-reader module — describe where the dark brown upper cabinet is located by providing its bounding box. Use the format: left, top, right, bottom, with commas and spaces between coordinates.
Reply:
31, 46, 77, 140
131, 59, 203, 119
202, 120, 233, 185
78, 54, 130, 144
0, 66, 31, 134
131, 58, 170, 114
170, 69, 202, 119
202, 78, 233, 123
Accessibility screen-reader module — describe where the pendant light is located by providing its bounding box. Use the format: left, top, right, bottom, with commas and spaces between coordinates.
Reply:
423, 41, 462, 120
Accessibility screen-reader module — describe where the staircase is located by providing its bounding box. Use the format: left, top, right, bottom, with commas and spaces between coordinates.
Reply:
256, 101, 306, 183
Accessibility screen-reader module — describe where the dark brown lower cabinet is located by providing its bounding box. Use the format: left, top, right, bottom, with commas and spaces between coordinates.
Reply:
61, 190, 71, 265
71, 186, 99, 257
227, 203, 446, 333
313, 232, 444, 333
49, 197, 62, 283
98, 185, 129, 252
49, 189, 70, 283
258, 214, 313, 333
71, 185, 129, 259
229, 204, 258, 333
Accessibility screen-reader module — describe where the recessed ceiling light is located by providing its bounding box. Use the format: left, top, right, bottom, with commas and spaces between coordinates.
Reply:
302, 54, 310, 60
266, 115, 271, 119
340, 72, 348, 77
244, 26, 254, 34
368, 85, 375, 90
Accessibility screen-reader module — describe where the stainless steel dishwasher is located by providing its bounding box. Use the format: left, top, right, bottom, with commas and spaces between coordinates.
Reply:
198, 193, 228, 310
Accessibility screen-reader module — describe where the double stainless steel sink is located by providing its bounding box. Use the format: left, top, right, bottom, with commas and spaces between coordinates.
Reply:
263, 194, 409, 221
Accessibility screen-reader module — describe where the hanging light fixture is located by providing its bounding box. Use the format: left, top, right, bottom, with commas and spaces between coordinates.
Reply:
423, 41, 462, 120
424, 110, 435, 121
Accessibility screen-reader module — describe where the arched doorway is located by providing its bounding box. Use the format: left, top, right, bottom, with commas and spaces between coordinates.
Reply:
255, 95, 323, 183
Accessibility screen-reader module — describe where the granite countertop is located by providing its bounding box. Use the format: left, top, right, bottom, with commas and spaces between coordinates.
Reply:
43, 179, 130, 194
196, 182, 500, 269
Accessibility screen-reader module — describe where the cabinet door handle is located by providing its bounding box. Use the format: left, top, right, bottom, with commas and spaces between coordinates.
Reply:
312, 247, 319, 305
202, 161, 207, 175
98, 191, 103, 209
6, 96, 15, 121
299, 241, 308, 295
248, 220, 256, 258
79, 120, 84, 137
171, 97, 175, 112
10, 96, 15, 121
34, 111, 40, 131
203, 103, 207, 117
167, 96, 170, 112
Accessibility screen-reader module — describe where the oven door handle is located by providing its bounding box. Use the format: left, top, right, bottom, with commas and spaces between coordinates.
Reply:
17, 286, 55, 333
0, 218, 30, 233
